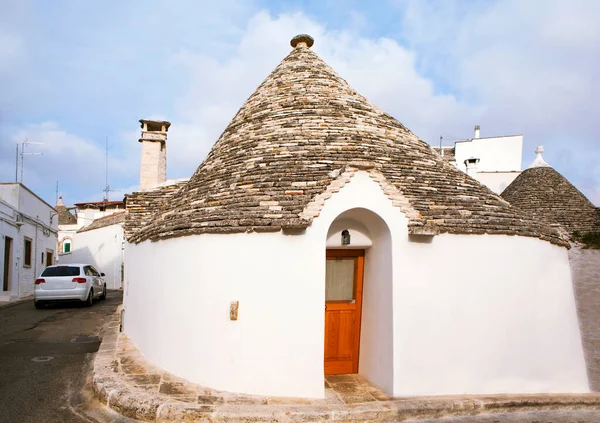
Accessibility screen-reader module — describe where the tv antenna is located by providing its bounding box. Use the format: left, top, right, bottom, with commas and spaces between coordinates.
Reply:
438, 135, 467, 157
19, 140, 44, 183
103, 136, 116, 201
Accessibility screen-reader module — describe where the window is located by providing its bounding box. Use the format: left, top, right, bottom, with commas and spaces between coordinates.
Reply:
23, 238, 32, 267
84, 266, 99, 277
41, 266, 80, 277
63, 239, 71, 253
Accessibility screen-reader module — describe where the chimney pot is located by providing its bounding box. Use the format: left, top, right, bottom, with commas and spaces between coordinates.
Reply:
138, 119, 170, 191
464, 157, 480, 176
474, 125, 480, 139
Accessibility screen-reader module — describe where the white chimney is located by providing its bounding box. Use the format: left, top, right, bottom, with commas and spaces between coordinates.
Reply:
139, 119, 170, 191
474, 125, 480, 139
464, 157, 480, 176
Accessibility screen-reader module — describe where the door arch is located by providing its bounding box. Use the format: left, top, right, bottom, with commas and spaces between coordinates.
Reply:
324, 208, 393, 391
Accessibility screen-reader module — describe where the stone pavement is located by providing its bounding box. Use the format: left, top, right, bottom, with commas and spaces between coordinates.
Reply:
93, 307, 600, 422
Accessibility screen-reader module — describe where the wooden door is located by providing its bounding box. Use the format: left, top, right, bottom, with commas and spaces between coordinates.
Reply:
3, 237, 12, 291
324, 249, 364, 375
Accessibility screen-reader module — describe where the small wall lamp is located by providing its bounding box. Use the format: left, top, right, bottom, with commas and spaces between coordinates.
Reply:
341, 229, 351, 246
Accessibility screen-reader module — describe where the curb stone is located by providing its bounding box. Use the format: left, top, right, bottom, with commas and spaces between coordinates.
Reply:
93, 307, 600, 422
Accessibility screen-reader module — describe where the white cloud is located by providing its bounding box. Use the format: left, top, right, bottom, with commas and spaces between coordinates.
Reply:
0, 32, 25, 73
1, 122, 138, 205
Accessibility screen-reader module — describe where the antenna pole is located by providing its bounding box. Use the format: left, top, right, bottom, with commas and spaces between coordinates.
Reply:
15, 144, 18, 182
439, 136, 443, 157
104, 136, 109, 201
20, 139, 25, 183
56, 181, 59, 204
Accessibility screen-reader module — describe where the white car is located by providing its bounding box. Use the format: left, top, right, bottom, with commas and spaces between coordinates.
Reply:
34, 263, 107, 308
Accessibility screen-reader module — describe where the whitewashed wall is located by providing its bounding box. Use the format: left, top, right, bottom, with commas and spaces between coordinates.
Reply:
454, 135, 523, 173
475, 171, 521, 195
76, 207, 124, 229
124, 171, 588, 398
17, 218, 57, 297
0, 184, 57, 300
59, 224, 124, 289
394, 233, 588, 395
57, 224, 78, 254
0, 203, 19, 300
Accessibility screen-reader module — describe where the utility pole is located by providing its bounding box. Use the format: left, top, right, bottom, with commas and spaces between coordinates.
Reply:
20, 140, 44, 184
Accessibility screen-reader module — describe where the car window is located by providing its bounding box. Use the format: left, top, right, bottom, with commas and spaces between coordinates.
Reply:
41, 266, 80, 277
83, 266, 92, 276
89, 266, 100, 276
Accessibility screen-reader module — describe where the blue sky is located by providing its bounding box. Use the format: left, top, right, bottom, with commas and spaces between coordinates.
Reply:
1, 0, 599, 206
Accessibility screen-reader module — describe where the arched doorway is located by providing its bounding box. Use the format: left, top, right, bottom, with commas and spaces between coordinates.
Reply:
324, 208, 393, 391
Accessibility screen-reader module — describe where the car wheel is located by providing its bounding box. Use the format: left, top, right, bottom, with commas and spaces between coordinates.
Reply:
34, 300, 44, 309
83, 289, 93, 307
99, 285, 106, 300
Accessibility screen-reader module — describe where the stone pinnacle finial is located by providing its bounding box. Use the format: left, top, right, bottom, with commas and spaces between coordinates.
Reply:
291, 34, 314, 49
529, 145, 551, 168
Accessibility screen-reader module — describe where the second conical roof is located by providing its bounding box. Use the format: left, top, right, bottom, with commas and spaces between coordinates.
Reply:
502, 165, 598, 235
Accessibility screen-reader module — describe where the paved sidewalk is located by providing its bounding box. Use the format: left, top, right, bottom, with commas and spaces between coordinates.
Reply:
93, 308, 600, 422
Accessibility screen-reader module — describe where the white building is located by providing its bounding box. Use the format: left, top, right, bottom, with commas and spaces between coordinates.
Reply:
56, 199, 126, 290
0, 183, 58, 302
435, 125, 523, 194
122, 35, 588, 399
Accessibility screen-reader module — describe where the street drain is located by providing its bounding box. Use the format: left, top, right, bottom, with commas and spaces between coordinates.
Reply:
31, 356, 54, 362
71, 336, 101, 344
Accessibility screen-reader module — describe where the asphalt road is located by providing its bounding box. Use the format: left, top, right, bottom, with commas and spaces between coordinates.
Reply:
0, 291, 137, 423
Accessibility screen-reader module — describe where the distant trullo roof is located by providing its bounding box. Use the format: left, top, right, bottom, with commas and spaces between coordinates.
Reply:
501, 146, 599, 235
129, 35, 565, 246
55, 197, 77, 225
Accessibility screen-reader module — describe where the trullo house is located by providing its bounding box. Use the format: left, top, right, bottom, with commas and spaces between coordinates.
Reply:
123, 35, 589, 398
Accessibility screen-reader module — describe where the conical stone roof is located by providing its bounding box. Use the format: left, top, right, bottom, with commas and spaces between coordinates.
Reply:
501, 148, 599, 235
130, 36, 565, 246
56, 197, 77, 225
